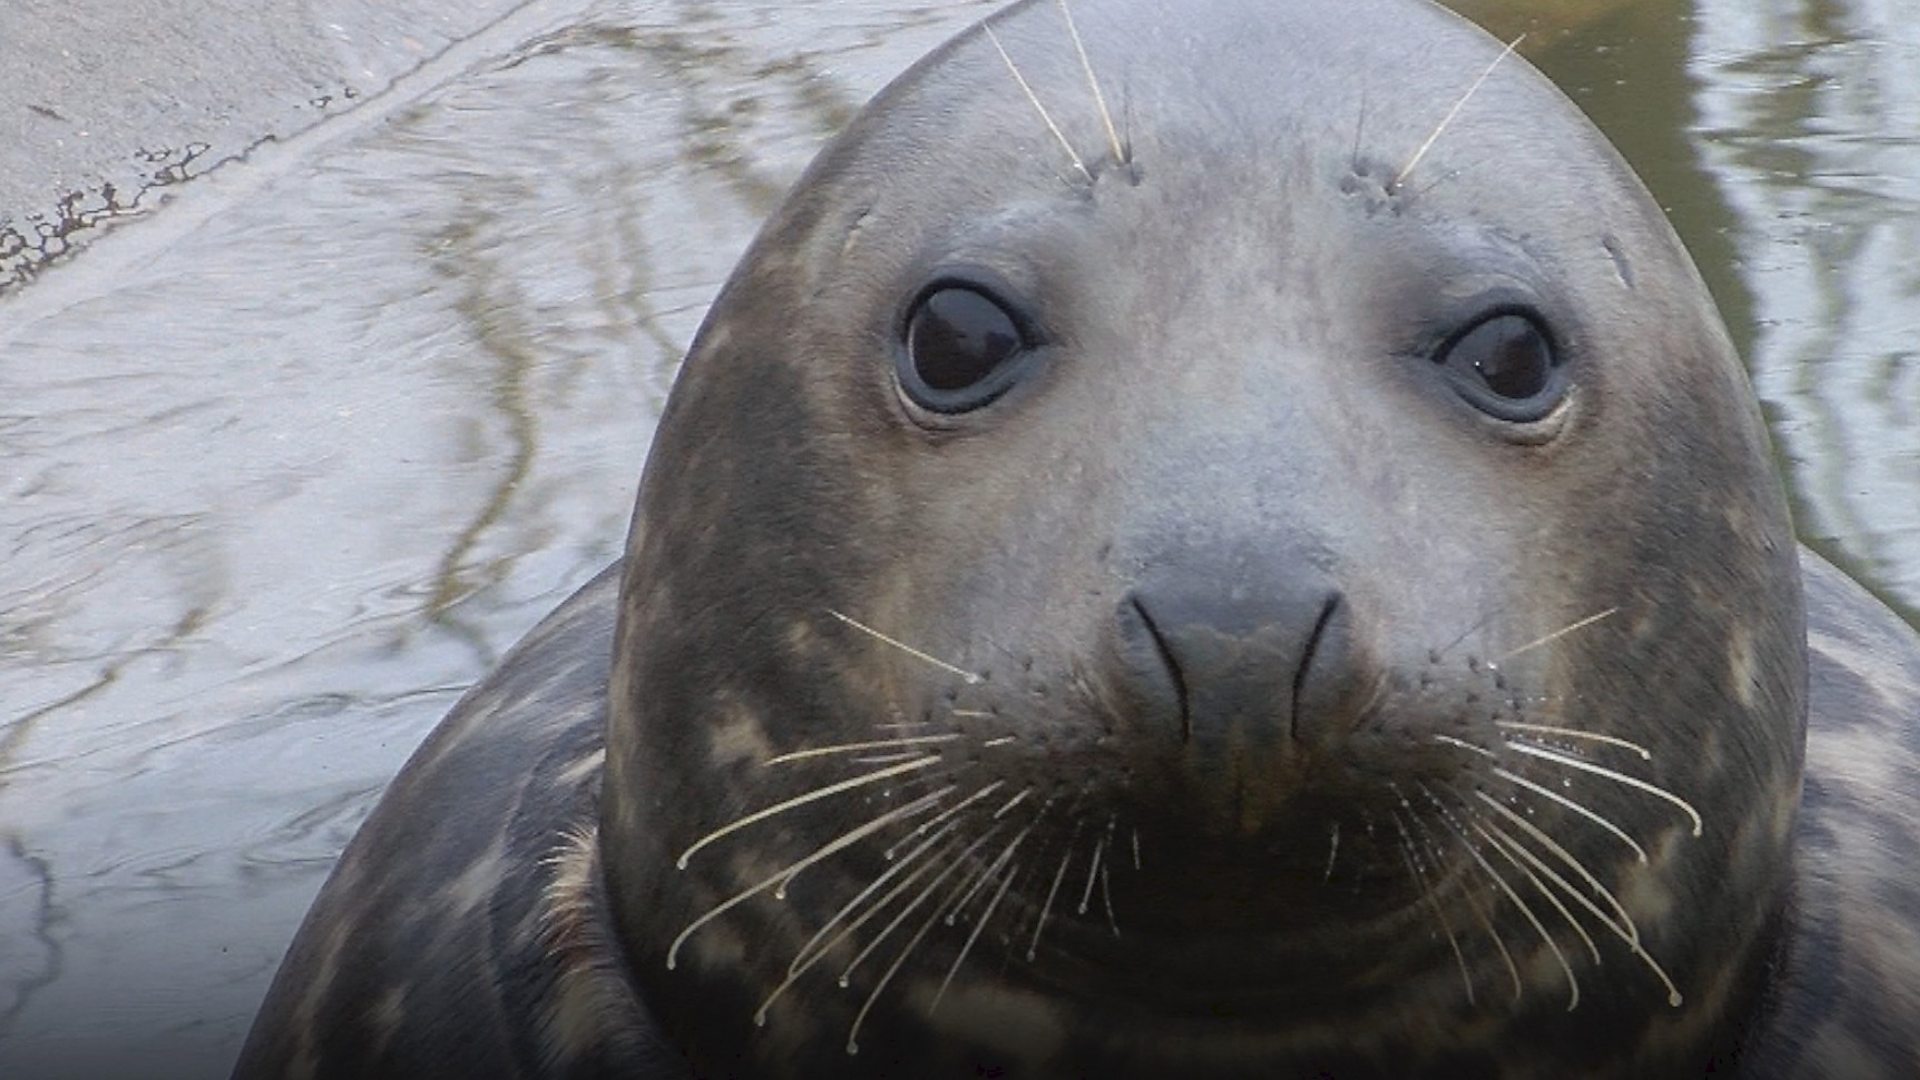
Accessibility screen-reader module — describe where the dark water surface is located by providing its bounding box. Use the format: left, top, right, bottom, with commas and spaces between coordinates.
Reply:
1, 0, 1914, 1076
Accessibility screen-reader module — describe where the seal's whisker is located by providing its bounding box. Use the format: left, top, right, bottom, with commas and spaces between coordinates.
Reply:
1484, 817, 1681, 997
1441, 809, 1580, 1010
842, 825, 1017, 991
962, 800, 1054, 923
887, 780, 1005, 860
676, 755, 945, 869
1055, 0, 1126, 164
1495, 606, 1620, 664
1493, 766, 1650, 863
1393, 811, 1474, 1006
755, 834, 967, 1024
950, 828, 1022, 923
1475, 818, 1602, 969
874, 720, 937, 732
980, 734, 1017, 748
1131, 827, 1142, 871
786, 822, 963, 979
1495, 722, 1651, 760
983, 23, 1095, 185
1030, 841, 1076, 961
765, 733, 965, 766
932, 858, 1020, 1013
1434, 733, 1498, 759
667, 790, 946, 969
1325, 821, 1342, 883
1392, 33, 1524, 192
852, 751, 939, 766
1399, 787, 1521, 1004
826, 609, 984, 685
848, 830, 1024, 1056
1099, 859, 1118, 937
1475, 804, 1684, 1006
951, 709, 995, 719
1504, 741, 1703, 837
776, 784, 958, 900
1460, 876, 1523, 1004
1077, 830, 1106, 915
1474, 790, 1639, 944
993, 787, 1033, 819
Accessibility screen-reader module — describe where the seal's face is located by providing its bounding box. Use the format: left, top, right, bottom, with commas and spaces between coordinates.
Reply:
605, 0, 1807, 1075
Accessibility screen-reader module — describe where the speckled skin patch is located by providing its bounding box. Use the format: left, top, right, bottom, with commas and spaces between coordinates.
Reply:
1739, 554, 1920, 1076
234, 568, 684, 1078
236, 0, 1920, 1076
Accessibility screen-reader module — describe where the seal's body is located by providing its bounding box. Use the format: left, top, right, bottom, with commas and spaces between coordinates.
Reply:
236, 0, 1920, 1076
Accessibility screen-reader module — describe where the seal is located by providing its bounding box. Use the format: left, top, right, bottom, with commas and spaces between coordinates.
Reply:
234, 0, 1920, 1076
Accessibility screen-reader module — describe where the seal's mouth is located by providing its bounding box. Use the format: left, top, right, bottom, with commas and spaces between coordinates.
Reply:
657, 601, 1704, 1067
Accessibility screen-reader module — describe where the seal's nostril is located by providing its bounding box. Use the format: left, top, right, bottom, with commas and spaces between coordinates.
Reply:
1115, 564, 1346, 752
1130, 595, 1192, 742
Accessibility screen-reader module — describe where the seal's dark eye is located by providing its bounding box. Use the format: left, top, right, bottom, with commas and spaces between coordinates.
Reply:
898, 285, 1032, 413
1435, 312, 1564, 422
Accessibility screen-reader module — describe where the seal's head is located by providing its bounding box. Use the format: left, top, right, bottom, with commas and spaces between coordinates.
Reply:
604, 0, 1806, 1074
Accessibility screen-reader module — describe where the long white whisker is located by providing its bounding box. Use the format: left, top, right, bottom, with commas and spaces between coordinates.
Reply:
1393, 811, 1473, 1005
841, 830, 1008, 989
984, 24, 1095, 184
1030, 845, 1074, 962
1077, 832, 1106, 915
1475, 805, 1682, 1006
993, 787, 1033, 819
1056, 0, 1125, 163
1496, 722, 1651, 760
755, 834, 963, 1024
1495, 606, 1619, 663
948, 814, 1038, 930
1493, 766, 1649, 863
827, 609, 984, 684
1475, 790, 1639, 944
847, 838, 1009, 1056
1504, 741, 1703, 837
1476, 820, 1601, 967
1393, 33, 1524, 191
677, 755, 944, 869
785, 817, 961, 978
1447, 813, 1580, 1011
933, 859, 1021, 1012
1435, 733, 1497, 759
765, 733, 964, 765
886, 780, 1005, 860
1399, 787, 1519, 1003
667, 790, 945, 969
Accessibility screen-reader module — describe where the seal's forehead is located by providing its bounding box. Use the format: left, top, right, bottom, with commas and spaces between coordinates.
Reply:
821, 0, 1637, 222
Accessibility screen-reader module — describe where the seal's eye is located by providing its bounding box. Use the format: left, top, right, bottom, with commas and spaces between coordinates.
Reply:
1435, 312, 1564, 422
898, 285, 1033, 413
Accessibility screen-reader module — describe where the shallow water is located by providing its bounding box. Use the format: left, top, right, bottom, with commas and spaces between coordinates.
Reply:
0, 0, 1915, 1075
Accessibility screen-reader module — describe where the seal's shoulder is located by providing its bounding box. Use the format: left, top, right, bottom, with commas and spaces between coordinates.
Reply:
1743, 550, 1920, 1075
232, 563, 674, 1078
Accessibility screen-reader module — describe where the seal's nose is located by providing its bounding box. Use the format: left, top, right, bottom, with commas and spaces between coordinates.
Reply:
1112, 567, 1347, 752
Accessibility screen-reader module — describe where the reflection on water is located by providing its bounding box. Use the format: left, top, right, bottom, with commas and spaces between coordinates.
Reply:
0, 4, 998, 1073
1691, 0, 1920, 606
0, 0, 1914, 1075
